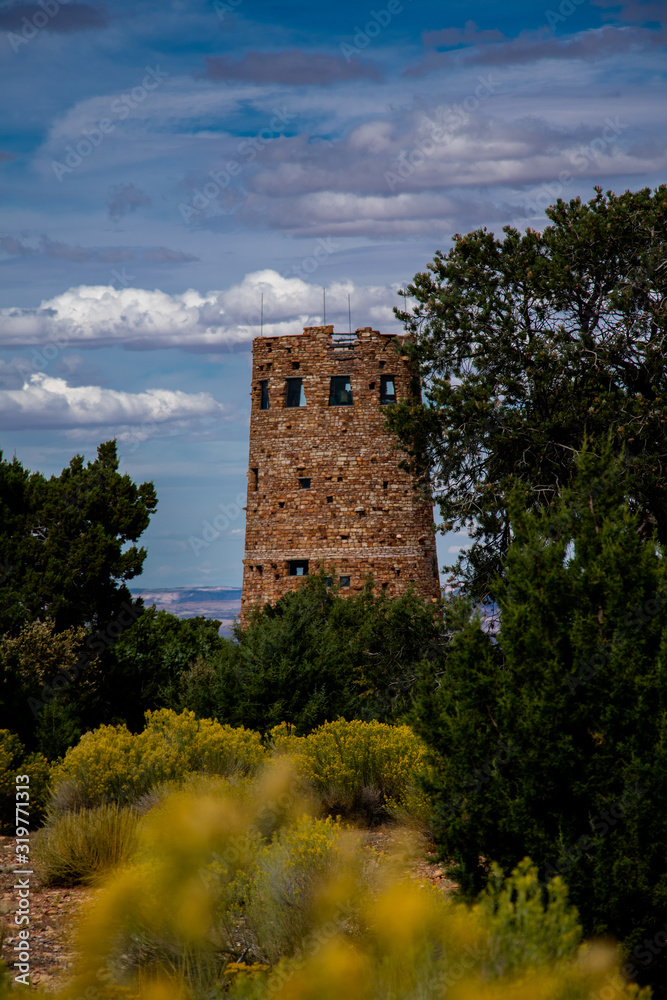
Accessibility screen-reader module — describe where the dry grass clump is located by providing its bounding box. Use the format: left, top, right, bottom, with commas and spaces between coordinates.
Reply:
33, 802, 140, 886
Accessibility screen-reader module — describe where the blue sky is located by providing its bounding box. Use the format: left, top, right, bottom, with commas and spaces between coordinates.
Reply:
1, 0, 665, 588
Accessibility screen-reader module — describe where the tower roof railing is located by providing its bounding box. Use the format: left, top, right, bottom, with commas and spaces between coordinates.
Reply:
331, 332, 357, 349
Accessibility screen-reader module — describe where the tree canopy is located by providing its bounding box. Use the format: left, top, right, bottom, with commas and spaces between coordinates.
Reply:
0, 440, 157, 634
387, 185, 667, 600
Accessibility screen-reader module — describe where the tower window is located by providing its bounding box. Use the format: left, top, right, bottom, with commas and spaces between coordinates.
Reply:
292, 361, 300, 369
299, 477, 311, 489
259, 380, 269, 409
329, 375, 353, 406
339, 576, 351, 587
250, 467, 258, 491
326, 496, 333, 503
380, 375, 396, 404
286, 377, 306, 407
288, 560, 309, 576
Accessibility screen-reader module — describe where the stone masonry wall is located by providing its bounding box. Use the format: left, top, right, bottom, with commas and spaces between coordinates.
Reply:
240, 325, 440, 621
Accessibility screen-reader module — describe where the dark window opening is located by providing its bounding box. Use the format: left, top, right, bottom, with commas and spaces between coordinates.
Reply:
325, 577, 333, 587
337, 476, 343, 482
339, 576, 350, 587
382, 582, 389, 590
380, 375, 396, 404
259, 380, 269, 410
395, 568, 401, 577
255, 564, 263, 575
286, 377, 306, 407
329, 375, 353, 406
292, 361, 300, 369
369, 381, 376, 389
378, 360, 385, 368
250, 467, 258, 491
288, 560, 309, 576
265, 362, 272, 371
383, 480, 388, 489
299, 477, 311, 489
278, 501, 285, 509
326, 496, 333, 503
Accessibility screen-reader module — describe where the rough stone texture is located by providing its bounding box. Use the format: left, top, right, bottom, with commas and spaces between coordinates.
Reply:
241, 325, 440, 621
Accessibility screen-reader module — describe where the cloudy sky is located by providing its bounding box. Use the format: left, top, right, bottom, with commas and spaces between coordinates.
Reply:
1, 0, 665, 589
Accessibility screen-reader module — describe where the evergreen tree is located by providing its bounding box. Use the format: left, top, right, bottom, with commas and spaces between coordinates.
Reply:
181, 572, 444, 734
412, 446, 667, 992
388, 186, 667, 601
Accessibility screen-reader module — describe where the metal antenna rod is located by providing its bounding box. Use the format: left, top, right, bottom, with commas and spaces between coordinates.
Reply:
260, 293, 263, 335
348, 293, 351, 334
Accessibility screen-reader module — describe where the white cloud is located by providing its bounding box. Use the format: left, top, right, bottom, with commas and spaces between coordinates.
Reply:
0, 373, 226, 431
0, 270, 403, 350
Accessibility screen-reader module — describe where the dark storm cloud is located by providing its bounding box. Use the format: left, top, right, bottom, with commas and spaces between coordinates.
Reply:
143, 247, 199, 262
202, 48, 382, 85
107, 182, 151, 222
406, 23, 666, 74
0, 235, 34, 255
0, 3, 108, 33
0, 234, 133, 262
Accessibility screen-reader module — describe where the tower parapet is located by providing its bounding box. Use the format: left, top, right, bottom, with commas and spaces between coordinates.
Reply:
241, 324, 440, 620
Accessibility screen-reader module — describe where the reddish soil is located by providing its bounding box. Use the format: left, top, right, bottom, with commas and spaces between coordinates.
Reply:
0, 836, 94, 991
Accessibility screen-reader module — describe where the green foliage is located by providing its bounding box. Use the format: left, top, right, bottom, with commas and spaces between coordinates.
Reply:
271, 718, 430, 822
0, 729, 50, 831
480, 858, 582, 976
0, 441, 158, 753
242, 814, 348, 964
185, 571, 443, 734
0, 440, 156, 635
33, 803, 140, 886
50, 708, 267, 810
0, 619, 93, 756
101, 607, 227, 732
412, 447, 667, 993
389, 185, 667, 601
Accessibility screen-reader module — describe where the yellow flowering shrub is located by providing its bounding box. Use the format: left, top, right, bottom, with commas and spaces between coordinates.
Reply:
242, 814, 352, 964
36, 763, 648, 1000
270, 719, 431, 820
0, 729, 51, 831
51, 709, 266, 809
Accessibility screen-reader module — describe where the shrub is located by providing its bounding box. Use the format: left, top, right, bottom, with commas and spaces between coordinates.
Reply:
51, 771, 648, 1000
242, 814, 350, 964
50, 709, 266, 810
33, 803, 139, 886
270, 718, 430, 822
0, 730, 51, 832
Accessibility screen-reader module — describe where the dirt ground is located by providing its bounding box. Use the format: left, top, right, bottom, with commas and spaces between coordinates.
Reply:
0, 829, 455, 991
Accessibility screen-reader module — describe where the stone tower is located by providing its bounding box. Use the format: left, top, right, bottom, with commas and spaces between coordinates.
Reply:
240, 324, 440, 621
